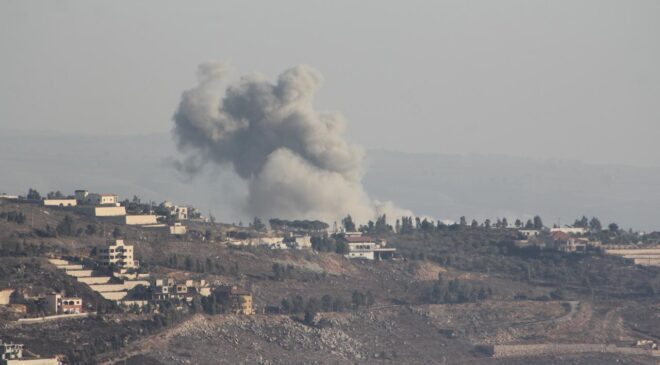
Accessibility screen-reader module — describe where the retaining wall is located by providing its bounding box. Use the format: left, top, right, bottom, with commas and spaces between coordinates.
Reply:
487, 344, 659, 358
48, 259, 69, 266
17, 312, 92, 324
65, 269, 93, 277
59, 264, 84, 270
98, 291, 128, 300
77, 276, 111, 284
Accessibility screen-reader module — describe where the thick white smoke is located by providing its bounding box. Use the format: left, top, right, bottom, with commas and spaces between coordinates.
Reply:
173, 62, 412, 224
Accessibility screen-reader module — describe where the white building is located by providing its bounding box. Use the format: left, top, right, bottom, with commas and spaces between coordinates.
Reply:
284, 235, 312, 249
519, 229, 541, 237
343, 233, 396, 260
551, 227, 588, 235
97, 239, 138, 269
173, 206, 189, 220
1, 340, 60, 364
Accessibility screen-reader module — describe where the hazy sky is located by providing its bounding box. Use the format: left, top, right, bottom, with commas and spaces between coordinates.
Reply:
1, 0, 659, 166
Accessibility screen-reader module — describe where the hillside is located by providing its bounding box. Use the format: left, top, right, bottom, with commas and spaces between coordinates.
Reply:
1, 199, 659, 364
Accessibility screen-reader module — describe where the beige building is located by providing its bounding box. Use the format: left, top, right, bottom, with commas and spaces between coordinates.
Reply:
97, 240, 138, 269
42, 199, 77, 207
90, 206, 126, 217
169, 223, 187, 235
0, 289, 14, 305
215, 285, 254, 315
125, 215, 158, 225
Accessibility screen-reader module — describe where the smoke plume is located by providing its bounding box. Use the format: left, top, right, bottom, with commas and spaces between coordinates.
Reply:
172, 62, 411, 224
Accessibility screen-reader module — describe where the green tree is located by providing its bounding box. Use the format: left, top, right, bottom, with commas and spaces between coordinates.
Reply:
608, 223, 619, 232
533, 216, 544, 229
56, 215, 75, 236
342, 215, 356, 231
250, 217, 266, 231
26, 188, 41, 200
321, 294, 333, 312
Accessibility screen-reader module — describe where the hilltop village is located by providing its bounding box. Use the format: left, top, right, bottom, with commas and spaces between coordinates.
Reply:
0, 188, 659, 364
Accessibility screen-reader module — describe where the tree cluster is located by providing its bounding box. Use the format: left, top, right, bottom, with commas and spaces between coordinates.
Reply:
279, 290, 375, 322
426, 275, 492, 304
0, 210, 26, 224
272, 263, 294, 281
311, 235, 348, 254
269, 218, 329, 232
163, 254, 239, 277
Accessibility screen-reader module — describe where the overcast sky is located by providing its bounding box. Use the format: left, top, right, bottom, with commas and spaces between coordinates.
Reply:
1, 0, 659, 166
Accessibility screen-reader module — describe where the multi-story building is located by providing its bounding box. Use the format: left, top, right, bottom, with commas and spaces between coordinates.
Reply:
151, 279, 211, 301
173, 206, 188, 220
75, 190, 118, 206
214, 285, 254, 315
97, 240, 138, 269
1, 340, 60, 364
86, 193, 118, 206
342, 232, 396, 260
44, 293, 83, 315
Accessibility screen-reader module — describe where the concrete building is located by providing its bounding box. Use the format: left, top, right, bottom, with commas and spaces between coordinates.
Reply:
605, 246, 660, 267
214, 285, 254, 315
173, 206, 188, 220
519, 229, 541, 238
1, 340, 60, 365
151, 279, 210, 301
0, 289, 14, 305
284, 235, 312, 249
75, 190, 118, 206
97, 240, 138, 269
169, 223, 187, 235
125, 215, 158, 225
551, 227, 588, 235
86, 193, 118, 206
88, 206, 126, 217
550, 232, 600, 253
42, 199, 76, 207
74, 189, 89, 202
343, 233, 397, 260
44, 293, 83, 315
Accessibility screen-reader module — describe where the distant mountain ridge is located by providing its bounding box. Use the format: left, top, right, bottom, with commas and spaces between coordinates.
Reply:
1, 132, 658, 231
